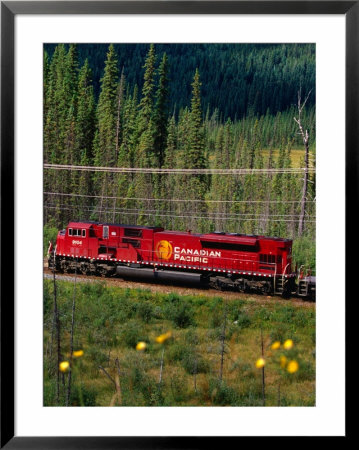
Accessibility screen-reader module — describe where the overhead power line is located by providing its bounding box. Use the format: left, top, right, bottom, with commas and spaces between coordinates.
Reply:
44, 163, 316, 176
44, 204, 316, 223
44, 201, 314, 219
44, 192, 316, 204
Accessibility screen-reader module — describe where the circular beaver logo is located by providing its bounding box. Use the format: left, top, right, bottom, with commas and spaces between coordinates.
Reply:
155, 240, 173, 260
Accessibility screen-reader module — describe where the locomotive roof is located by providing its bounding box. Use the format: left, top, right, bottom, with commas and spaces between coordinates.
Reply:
201, 233, 258, 245
66, 221, 291, 242
67, 221, 163, 230
158, 230, 291, 243
205, 232, 292, 243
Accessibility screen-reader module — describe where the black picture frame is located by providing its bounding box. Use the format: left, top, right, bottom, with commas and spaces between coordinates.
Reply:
1, 1, 353, 447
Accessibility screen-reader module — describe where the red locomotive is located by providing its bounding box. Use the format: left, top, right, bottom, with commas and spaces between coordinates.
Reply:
48, 221, 315, 298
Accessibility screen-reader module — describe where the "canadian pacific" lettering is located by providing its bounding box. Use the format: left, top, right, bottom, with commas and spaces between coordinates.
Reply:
173, 247, 221, 264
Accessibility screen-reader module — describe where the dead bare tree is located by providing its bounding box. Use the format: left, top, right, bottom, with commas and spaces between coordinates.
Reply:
294, 88, 312, 236
99, 361, 122, 406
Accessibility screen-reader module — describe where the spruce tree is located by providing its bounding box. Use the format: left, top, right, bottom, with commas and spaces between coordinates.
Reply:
186, 69, 208, 231
134, 44, 157, 224
93, 44, 119, 221
188, 69, 206, 170
153, 53, 169, 167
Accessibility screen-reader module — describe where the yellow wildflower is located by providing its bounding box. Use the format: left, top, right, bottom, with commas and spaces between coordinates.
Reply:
136, 341, 147, 351
283, 339, 294, 350
155, 331, 172, 344
255, 358, 265, 369
287, 360, 299, 374
73, 350, 84, 358
271, 341, 281, 350
59, 361, 70, 373
280, 355, 287, 368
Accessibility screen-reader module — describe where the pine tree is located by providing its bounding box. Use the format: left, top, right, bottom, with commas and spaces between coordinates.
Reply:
133, 44, 157, 224
188, 69, 206, 170
73, 59, 96, 219
153, 53, 169, 167
186, 69, 208, 231
138, 44, 156, 135
93, 44, 119, 220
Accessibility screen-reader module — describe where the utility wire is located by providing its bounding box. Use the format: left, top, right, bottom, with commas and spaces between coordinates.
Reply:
44, 202, 315, 219
44, 163, 316, 175
44, 205, 316, 223
44, 191, 316, 204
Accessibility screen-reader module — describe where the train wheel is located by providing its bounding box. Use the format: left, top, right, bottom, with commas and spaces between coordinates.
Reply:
80, 262, 88, 275
60, 260, 69, 273
97, 266, 107, 278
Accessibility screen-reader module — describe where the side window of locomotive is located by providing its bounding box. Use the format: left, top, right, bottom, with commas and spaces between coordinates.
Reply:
103, 226, 109, 239
68, 228, 73, 236
124, 228, 143, 238
260, 254, 275, 264
82, 229, 86, 237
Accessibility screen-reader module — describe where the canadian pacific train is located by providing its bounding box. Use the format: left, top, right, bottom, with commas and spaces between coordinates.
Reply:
48, 221, 315, 299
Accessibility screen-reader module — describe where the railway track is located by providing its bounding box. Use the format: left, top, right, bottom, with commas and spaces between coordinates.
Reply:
43, 267, 314, 307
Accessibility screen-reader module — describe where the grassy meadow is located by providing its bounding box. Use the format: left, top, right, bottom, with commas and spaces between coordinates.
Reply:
44, 279, 315, 407
261, 147, 315, 168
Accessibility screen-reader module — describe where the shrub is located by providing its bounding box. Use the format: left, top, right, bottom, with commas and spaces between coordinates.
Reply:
185, 328, 200, 346
181, 352, 209, 375
209, 379, 239, 406
169, 373, 190, 404
235, 312, 252, 330
129, 367, 164, 406
136, 301, 155, 323
168, 302, 195, 328
165, 293, 181, 305
209, 310, 223, 329
43, 224, 59, 256
120, 321, 147, 348
166, 342, 188, 362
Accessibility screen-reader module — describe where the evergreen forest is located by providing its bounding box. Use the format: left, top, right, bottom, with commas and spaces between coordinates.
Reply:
43, 43, 316, 270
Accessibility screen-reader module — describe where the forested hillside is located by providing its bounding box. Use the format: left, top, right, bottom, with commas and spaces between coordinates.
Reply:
43, 43, 316, 268
44, 43, 315, 120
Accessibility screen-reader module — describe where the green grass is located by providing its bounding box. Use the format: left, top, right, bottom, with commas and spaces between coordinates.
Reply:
44, 279, 315, 407
261, 147, 315, 168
